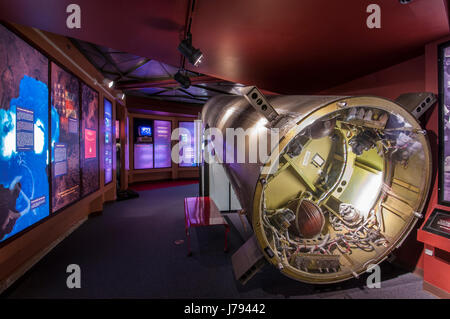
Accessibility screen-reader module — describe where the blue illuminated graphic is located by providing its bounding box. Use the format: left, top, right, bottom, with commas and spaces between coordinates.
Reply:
139, 126, 152, 137
104, 98, 113, 184
0, 76, 50, 242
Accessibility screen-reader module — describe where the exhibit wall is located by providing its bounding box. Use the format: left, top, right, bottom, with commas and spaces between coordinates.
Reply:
128, 113, 199, 184
0, 22, 118, 291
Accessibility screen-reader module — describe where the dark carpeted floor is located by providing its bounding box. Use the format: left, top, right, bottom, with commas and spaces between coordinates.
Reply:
1, 184, 436, 299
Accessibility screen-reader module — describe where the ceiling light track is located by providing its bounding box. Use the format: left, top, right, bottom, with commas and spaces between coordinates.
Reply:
178, 0, 203, 68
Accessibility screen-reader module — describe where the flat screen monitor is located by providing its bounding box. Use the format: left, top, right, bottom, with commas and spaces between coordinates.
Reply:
51, 62, 81, 212
139, 126, 152, 137
104, 98, 113, 185
80, 83, 99, 197
0, 24, 50, 243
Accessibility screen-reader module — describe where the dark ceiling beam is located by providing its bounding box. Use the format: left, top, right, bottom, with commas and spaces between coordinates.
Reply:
192, 84, 235, 95
149, 87, 180, 96
117, 75, 222, 90
122, 58, 151, 76
87, 42, 125, 80
126, 94, 203, 116
100, 70, 122, 76
144, 93, 208, 103
101, 69, 149, 82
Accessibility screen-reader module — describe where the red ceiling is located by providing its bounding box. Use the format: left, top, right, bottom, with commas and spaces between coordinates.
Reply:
0, 0, 448, 94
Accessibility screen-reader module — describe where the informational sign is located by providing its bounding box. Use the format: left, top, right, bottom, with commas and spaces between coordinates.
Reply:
0, 24, 50, 242
81, 83, 99, 197
154, 120, 171, 168
423, 209, 450, 239
84, 128, 97, 159
51, 62, 81, 212
16, 107, 34, 151
104, 98, 113, 185
134, 144, 154, 169
54, 143, 68, 177
179, 121, 197, 167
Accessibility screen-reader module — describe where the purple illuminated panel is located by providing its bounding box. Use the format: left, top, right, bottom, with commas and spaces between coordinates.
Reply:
104, 98, 113, 185
179, 121, 197, 167
125, 117, 129, 170
134, 144, 154, 169
154, 120, 172, 168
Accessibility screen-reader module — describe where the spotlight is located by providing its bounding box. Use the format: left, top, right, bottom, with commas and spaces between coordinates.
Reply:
178, 33, 203, 67
174, 70, 191, 89
116, 93, 125, 100
103, 79, 114, 88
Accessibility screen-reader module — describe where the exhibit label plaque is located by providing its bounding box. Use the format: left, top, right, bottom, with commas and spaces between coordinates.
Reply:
423, 209, 450, 239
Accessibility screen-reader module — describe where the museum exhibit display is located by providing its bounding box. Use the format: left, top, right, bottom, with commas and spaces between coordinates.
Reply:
80, 83, 99, 197
51, 62, 81, 212
154, 120, 171, 168
203, 91, 432, 283
416, 40, 450, 296
439, 41, 450, 206
179, 121, 197, 167
134, 144, 154, 170
1, 0, 449, 302
104, 98, 113, 185
0, 24, 50, 243
133, 118, 154, 170
132, 119, 173, 169
422, 209, 450, 239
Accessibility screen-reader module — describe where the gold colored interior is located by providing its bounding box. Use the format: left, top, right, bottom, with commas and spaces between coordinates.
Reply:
253, 100, 431, 284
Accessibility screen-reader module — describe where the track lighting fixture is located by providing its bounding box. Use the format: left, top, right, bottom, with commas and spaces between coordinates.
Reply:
178, 32, 203, 67
174, 70, 191, 89
103, 79, 114, 88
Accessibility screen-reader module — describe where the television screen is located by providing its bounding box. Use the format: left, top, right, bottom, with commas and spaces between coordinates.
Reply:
104, 98, 113, 185
154, 120, 171, 168
51, 63, 81, 212
0, 24, 50, 242
179, 121, 198, 167
80, 83, 99, 196
139, 126, 152, 137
